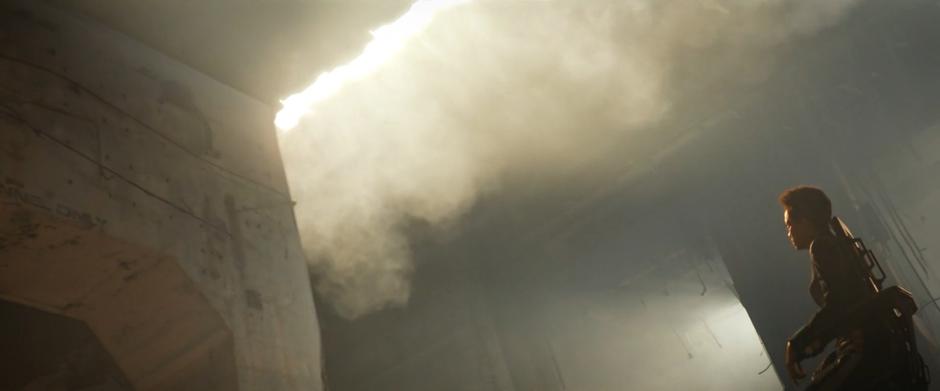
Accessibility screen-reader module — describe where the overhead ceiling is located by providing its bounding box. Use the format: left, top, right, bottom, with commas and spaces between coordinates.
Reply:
45, 0, 413, 105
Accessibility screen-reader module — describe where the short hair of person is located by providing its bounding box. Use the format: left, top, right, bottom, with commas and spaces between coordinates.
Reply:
778, 185, 832, 226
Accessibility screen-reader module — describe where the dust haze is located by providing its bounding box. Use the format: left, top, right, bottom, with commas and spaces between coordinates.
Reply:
278, 0, 861, 319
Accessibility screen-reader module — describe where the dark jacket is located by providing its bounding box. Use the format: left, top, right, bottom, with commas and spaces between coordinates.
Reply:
791, 233, 875, 355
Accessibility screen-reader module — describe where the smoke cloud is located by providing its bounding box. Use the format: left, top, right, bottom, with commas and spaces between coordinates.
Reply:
278, 0, 861, 319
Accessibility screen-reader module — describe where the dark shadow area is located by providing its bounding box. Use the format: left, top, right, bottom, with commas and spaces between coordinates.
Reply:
0, 299, 133, 391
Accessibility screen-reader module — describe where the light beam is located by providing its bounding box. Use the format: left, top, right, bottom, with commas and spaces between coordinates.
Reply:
274, 0, 470, 133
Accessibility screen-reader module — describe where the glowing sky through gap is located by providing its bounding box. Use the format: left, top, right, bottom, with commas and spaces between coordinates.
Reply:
274, 0, 471, 133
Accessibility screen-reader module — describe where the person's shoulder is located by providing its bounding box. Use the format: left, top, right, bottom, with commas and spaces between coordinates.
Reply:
809, 233, 840, 259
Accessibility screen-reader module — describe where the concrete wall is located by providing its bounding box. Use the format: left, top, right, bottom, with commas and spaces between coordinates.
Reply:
0, 1, 323, 389
854, 120, 940, 355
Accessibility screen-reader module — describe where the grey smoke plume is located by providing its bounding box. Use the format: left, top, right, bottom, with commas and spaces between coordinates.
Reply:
279, 0, 861, 319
